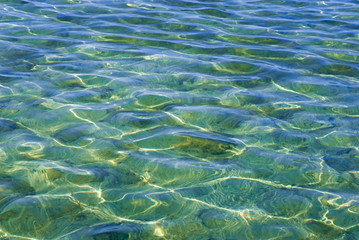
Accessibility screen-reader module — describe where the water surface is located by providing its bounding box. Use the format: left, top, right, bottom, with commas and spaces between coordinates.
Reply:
1, 0, 359, 239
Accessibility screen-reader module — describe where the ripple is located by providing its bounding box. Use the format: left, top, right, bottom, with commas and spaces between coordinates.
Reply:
316, 64, 359, 78
60, 223, 147, 240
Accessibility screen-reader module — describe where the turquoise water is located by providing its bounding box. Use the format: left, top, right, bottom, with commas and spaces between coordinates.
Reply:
1, 0, 359, 239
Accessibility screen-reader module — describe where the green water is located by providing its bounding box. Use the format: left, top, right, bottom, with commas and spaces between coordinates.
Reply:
1, 0, 359, 239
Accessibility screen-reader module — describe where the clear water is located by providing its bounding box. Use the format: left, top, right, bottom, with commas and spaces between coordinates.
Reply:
0, 0, 359, 239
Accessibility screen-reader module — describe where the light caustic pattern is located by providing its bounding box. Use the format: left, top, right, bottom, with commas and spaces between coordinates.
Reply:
1, 0, 359, 239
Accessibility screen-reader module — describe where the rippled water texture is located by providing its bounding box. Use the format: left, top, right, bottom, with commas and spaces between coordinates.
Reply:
1, 0, 359, 239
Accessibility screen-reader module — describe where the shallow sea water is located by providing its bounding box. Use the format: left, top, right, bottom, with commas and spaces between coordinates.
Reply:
1, 0, 359, 239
